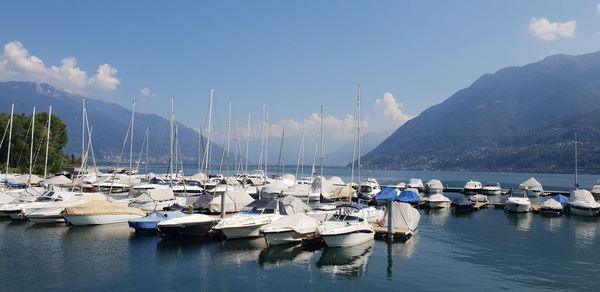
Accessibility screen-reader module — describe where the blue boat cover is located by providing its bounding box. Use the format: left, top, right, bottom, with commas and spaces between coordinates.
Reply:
553, 194, 569, 207
337, 203, 370, 210
374, 187, 398, 203
396, 189, 420, 204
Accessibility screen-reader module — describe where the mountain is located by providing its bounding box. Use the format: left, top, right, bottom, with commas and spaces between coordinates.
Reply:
0, 81, 223, 166
363, 51, 600, 174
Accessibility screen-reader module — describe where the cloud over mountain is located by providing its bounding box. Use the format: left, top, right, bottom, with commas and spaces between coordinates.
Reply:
529, 17, 576, 41
0, 41, 120, 95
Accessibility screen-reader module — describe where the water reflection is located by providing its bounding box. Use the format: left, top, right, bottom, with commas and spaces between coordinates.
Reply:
506, 213, 532, 231
540, 216, 564, 232
317, 240, 374, 278
216, 238, 267, 266
64, 222, 132, 240
258, 244, 314, 268
426, 208, 450, 226
572, 216, 599, 248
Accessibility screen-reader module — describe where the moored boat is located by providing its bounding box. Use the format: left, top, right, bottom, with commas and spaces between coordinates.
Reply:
212, 199, 285, 239
62, 200, 146, 225
463, 180, 482, 194
540, 198, 564, 217
156, 214, 217, 237
424, 193, 451, 209
519, 177, 544, 197
569, 189, 600, 217
482, 183, 502, 196
451, 197, 474, 213
424, 179, 444, 194
260, 213, 319, 246
316, 204, 375, 247
505, 189, 531, 213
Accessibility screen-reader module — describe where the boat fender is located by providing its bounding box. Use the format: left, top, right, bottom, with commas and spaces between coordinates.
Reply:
188, 204, 193, 215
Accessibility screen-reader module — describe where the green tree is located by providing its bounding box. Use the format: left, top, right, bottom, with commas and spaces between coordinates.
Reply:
0, 112, 68, 175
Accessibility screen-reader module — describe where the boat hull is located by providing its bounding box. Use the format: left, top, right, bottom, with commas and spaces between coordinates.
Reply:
570, 205, 600, 217
482, 189, 502, 196
427, 201, 450, 209
505, 202, 531, 213
263, 230, 304, 246
157, 222, 215, 237
540, 208, 562, 217
27, 215, 66, 224
219, 224, 265, 239
321, 231, 374, 247
425, 187, 443, 194
65, 214, 144, 226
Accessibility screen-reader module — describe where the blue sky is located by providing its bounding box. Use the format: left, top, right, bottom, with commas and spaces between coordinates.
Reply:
1, 0, 600, 147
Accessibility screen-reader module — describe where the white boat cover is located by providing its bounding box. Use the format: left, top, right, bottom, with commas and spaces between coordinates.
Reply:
328, 176, 345, 186
426, 179, 443, 189
45, 175, 73, 186
310, 176, 336, 194
0, 193, 16, 204
541, 198, 563, 210
208, 188, 255, 213
188, 172, 208, 181
329, 185, 355, 200
381, 202, 420, 232
260, 183, 288, 198
282, 184, 310, 198
133, 189, 175, 203
261, 213, 318, 234
279, 195, 311, 214
570, 189, 595, 203
10, 174, 42, 185
62, 200, 146, 216
519, 177, 543, 192
223, 177, 240, 186
427, 194, 450, 202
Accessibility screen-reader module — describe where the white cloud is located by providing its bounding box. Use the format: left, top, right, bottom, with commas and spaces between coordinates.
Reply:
375, 93, 413, 126
529, 17, 576, 41
267, 113, 366, 142
597, 3, 600, 14
0, 41, 120, 94
140, 87, 153, 97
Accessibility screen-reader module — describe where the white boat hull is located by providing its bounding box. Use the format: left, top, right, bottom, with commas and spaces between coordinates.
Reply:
65, 214, 144, 226
219, 224, 265, 239
28, 215, 66, 224
263, 230, 304, 246
505, 202, 531, 213
322, 231, 374, 247
428, 201, 450, 209
482, 189, 502, 196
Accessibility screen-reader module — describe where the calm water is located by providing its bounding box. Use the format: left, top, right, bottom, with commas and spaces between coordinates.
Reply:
1, 169, 600, 291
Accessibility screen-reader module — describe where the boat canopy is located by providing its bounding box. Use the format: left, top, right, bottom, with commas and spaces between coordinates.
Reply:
374, 187, 398, 203
279, 195, 311, 214
426, 179, 443, 188
519, 177, 543, 191
208, 189, 255, 213
570, 189, 595, 203
541, 198, 563, 210
10, 174, 42, 185
261, 213, 318, 234
396, 189, 420, 203
329, 185, 355, 200
62, 200, 146, 216
553, 194, 569, 207
133, 189, 175, 203
452, 197, 473, 206
45, 175, 73, 186
328, 176, 345, 186
428, 194, 451, 202
510, 189, 528, 198
381, 201, 420, 232
259, 183, 287, 198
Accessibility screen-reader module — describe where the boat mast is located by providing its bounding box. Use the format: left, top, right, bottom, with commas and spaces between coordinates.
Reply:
277, 128, 285, 175
28, 107, 35, 187
219, 98, 232, 174
245, 112, 250, 173
43, 106, 52, 183
265, 112, 269, 177
169, 97, 174, 178
258, 104, 265, 172
129, 102, 135, 171
145, 127, 149, 175
575, 131, 579, 189
357, 84, 362, 184
296, 121, 305, 179
205, 89, 214, 175
5, 103, 13, 181
82, 98, 86, 163
319, 105, 324, 197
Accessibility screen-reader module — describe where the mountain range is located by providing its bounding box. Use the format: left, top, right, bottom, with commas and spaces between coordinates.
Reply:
362, 51, 600, 174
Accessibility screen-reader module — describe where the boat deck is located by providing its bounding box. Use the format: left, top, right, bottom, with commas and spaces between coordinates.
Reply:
372, 224, 412, 241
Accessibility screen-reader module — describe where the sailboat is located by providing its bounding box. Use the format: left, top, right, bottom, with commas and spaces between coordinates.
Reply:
569, 132, 600, 216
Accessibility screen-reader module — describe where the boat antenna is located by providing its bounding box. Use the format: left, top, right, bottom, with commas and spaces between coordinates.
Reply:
320, 105, 324, 198
5, 103, 14, 182
28, 107, 35, 188
43, 106, 52, 185
575, 131, 579, 189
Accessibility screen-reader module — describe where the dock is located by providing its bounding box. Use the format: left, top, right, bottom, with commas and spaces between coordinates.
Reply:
372, 224, 413, 241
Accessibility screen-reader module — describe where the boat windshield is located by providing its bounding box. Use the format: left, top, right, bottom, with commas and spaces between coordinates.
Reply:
329, 214, 362, 222
36, 191, 56, 202
360, 186, 372, 193
511, 191, 528, 198
240, 207, 265, 215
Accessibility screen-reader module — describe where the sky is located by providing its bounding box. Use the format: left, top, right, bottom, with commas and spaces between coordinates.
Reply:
1, 0, 600, 153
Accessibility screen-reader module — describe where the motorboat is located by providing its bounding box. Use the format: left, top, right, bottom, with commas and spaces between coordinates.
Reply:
451, 197, 474, 213
424, 179, 443, 194
156, 214, 218, 237
62, 200, 146, 225
482, 182, 502, 196
570, 189, 600, 217
260, 213, 319, 246
423, 194, 451, 209
469, 194, 488, 203
212, 199, 286, 239
0, 190, 83, 220
407, 178, 424, 192
379, 201, 420, 240
396, 188, 420, 205
23, 194, 110, 224
374, 188, 399, 205
592, 181, 600, 201
540, 198, 564, 217
316, 204, 375, 247
519, 177, 544, 197
357, 178, 381, 200
128, 188, 183, 211
504, 189, 531, 213
463, 180, 482, 194
306, 203, 338, 222
128, 211, 186, 233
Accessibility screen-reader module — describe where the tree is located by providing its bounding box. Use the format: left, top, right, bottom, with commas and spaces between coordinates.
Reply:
0, 112, 68, 174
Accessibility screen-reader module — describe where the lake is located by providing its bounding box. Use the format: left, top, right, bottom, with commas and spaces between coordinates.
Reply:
1, 169, 599, 291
